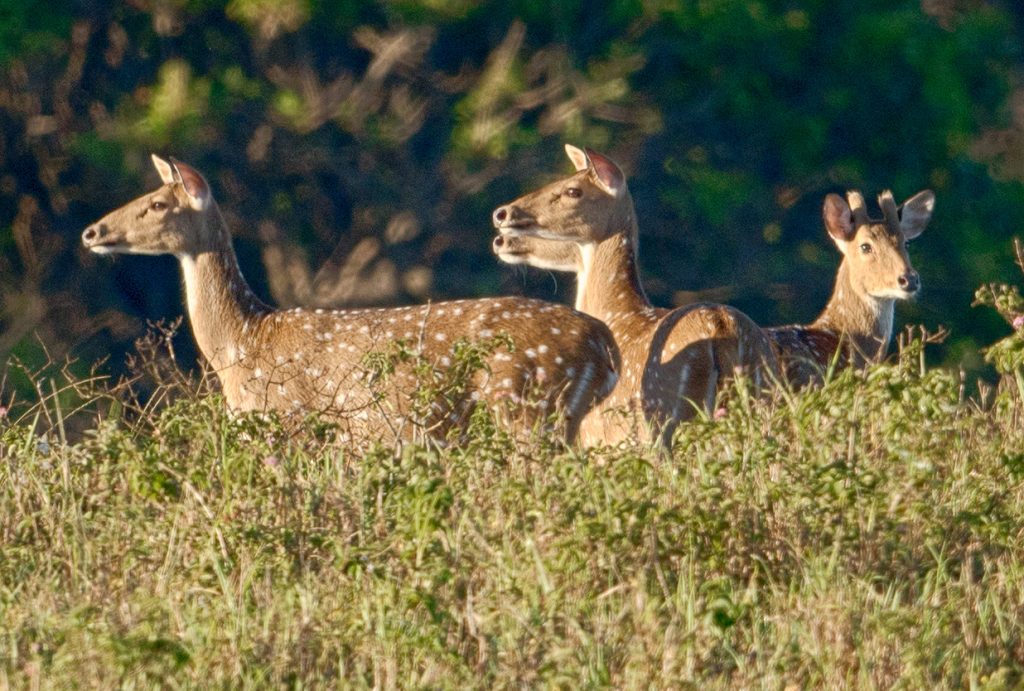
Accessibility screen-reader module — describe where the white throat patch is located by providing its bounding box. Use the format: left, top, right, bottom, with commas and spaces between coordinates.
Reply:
861, 293, 895, 345
178, 254, 201, 321
575, 243, 596, 312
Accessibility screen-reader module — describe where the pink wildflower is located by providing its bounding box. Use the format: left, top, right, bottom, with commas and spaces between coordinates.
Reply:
714, 407, 728, 420
263, 454, 280, 467
1013, 314, 1024, 330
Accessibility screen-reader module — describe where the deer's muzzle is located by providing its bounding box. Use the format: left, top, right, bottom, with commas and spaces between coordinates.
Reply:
492, 234, 530, 257
492, 204, 538, 231
82, 223, 122, 254
897, 270, 920, 295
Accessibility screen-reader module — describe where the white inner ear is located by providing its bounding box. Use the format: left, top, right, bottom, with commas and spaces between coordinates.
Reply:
171, 162, 211, 210
564, 144, 590, 172
152, 154, 176, 185
593, 179, 616, 197
169, 161, 187, 187
183, 182, 210, 211
187, 194, 210, 211
590, 170, 623, 198
830, 235, 851, 257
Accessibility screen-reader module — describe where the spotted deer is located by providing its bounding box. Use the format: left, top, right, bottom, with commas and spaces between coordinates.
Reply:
492, 145, 779, 446
765, 189, 934, 387
82, 155, 620, 444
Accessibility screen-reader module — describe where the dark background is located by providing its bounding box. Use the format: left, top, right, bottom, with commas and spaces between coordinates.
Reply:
3, 0, 1024, 395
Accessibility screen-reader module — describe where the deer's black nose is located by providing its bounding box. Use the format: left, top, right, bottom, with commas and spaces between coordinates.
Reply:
82, 225, 101, 245
492, 204, 536, 229
493, 235, 505, 249
898, 271, 920, 294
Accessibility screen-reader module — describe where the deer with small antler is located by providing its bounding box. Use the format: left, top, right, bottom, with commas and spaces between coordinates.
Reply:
82, 156, 620, 445
765, 188, 935, 387
492, 145, 779, 447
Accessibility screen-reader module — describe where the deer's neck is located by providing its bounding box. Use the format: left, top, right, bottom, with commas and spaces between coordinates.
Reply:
575, 230, 651, 323
811, 262, 893, 364
178, 213, 270, 369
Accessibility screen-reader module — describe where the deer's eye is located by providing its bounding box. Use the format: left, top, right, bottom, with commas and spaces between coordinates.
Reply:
565, 187, 582, 199
859, 243, 872, 254
151, 201, 168, 212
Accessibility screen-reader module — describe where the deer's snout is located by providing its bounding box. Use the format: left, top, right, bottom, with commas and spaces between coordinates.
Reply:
82, 223, 121, 254
492, 204, 535, 230
898, 270, 920, 294
82, 224, 104, 247
492, 234, 524, 255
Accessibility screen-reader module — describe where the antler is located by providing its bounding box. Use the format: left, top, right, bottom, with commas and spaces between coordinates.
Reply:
877, 190, 901, 235
845, 190, 870, 227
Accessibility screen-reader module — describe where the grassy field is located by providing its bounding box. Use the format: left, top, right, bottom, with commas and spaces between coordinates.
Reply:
2, 331, 1024, 689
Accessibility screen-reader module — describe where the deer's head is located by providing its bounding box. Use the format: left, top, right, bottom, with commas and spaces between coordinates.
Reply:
492, 145, 634, 251
82, 155, 217, 258
823, 189, 934, 300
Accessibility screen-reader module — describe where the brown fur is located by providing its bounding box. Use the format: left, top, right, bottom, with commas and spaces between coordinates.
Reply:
83, 156, 620, 445
492, 145, 779, 447
766, 189, 934, 387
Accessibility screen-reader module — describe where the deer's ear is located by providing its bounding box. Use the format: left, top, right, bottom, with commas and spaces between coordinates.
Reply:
899, 190, 934, 240
152, 154, 178, 185
169, 158, 211, 211
823, 193, 854, 253
584, 148, 625, 197
564, 144, 590, 172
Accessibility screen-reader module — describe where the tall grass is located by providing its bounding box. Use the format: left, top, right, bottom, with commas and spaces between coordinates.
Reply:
2, 325, 1023, 689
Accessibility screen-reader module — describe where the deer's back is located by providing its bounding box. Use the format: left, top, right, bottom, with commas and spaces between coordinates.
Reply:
585, 303, 777, 445
214, 297, 618, 442
766, 325, 843, 388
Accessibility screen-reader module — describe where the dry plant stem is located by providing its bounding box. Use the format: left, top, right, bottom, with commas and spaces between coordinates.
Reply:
2, 337, 1023, 688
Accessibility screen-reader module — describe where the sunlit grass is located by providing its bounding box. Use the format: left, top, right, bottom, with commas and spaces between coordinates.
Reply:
2, 333, 1024, 688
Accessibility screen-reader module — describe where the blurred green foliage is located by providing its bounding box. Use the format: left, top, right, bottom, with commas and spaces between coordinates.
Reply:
1, 0, 1023, 388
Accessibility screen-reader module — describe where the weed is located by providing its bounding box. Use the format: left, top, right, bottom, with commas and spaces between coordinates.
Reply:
2, 285, 1024, 686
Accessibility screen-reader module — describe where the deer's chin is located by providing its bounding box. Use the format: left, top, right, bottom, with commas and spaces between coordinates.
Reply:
498, 226, 584, 247
870, 287, 918, 301
496, 224, 545, 237
494, 249, 531, 265
87, 241, 138, 255
499, 253, 576, 273
89, 243, 170, 257
494, 246, 572, 272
